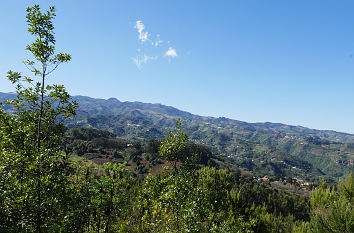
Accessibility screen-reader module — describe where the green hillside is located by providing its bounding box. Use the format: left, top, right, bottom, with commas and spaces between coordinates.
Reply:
1, 91, 353, 182
65, 95, 354, 183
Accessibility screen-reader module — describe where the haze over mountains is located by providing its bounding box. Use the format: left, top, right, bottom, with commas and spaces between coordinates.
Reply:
1, 92, 353, 182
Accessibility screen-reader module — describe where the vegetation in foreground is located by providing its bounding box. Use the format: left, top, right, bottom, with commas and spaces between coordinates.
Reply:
0, 4, 353, 233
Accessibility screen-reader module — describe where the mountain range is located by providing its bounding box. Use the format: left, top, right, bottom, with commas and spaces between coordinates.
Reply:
1, 92, 353, 182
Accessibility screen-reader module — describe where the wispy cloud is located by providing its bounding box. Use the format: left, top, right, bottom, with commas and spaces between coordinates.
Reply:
152, 34, 163, 47
134, 20, 148, 43
132, 54, 157, 69
132, 20, 178, 68
165, 47, 178, 58
153, 39, 163, 47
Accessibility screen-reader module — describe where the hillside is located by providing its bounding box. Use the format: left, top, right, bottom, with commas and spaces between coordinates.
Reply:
1, 92, 353, 182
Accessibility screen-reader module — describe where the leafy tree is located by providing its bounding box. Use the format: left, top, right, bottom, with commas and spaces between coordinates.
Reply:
64, 162, 137, 232
159, 119, 188, 170
0, 4, 77, 232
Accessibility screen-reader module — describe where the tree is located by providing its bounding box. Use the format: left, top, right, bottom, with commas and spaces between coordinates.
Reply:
0, 5, 77, 232
158, 119, 188, 171
310, 174, 354, 233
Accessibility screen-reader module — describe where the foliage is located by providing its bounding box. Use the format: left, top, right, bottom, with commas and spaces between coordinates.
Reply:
159, 119, 188, 162
0, 4, 77, 232
309, 174, 354, 233
63, 162, 137, 232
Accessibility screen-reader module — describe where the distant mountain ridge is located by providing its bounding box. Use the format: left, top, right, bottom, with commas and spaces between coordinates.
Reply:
1, 91, 353, 140
1, 91, 353, 182
73, 95, 193, 119
71, 94, 354, 143
76, 95, 354, 142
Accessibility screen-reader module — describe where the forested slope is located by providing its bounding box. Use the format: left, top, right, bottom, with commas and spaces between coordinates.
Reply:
2, 91, 353, 182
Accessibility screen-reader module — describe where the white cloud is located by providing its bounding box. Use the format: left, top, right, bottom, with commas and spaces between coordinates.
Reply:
134, 20, 148, 43
165, 47, 178, 57
153, 39, 163, 47
152, 34, 163, 47
132, 21, 178, 66
132, 54, 157, 69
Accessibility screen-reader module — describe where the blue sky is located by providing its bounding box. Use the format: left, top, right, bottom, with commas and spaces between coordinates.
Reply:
1, 0, 354, 133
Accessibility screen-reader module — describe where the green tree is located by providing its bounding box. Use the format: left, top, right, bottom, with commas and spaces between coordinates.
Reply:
0, 5, 77, 232
64, 162, 137, 232
140, 119, 202, 232
310, 174, 354, 233
159, 119, 188, 171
